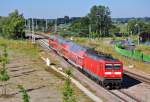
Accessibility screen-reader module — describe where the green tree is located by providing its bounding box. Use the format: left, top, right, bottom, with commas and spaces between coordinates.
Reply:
0, 10, 25, 39
71, 17, 88, 28
128, 19, 146, 35
3, 45, 8, 63
109, 25, 120, 34
143, 23, 150, 33
18, 85, 30, 102
63, 69, 76, 102
64, 16, 70, 24
88, 5, 112, 38
71, 20, 81, 32
109, 24, 120, 40
70, 17, 90, 37
0, 55, 2, 62
70, 5, 112, 38
0, 45, 9, 95
0, 17, 3, 34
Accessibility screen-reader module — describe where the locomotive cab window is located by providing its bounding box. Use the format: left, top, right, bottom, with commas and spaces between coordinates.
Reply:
114, 64, 121, 70
105, 64, 113, 69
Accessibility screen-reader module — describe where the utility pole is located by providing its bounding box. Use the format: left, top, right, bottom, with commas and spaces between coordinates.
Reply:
89, 24, 91, 39
25, 19, 27, 28
24, 19, 27, 35
138, 26, 140, 45
36, 19, 38, 30
55, 18, 57, 33
28, 19, 31, 40
96, 14, 101, 38
32, 18, 35, 43
28, 19, 31, 33
46, 19, 48, 32
135, 24, 140, 45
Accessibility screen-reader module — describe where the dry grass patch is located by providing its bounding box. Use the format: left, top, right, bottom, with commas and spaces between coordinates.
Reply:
136, 45, 150, 55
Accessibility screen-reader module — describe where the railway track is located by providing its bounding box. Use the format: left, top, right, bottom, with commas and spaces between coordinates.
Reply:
109, 89, 141, 102
124, 71, 150, 85
37, 38, 145, 102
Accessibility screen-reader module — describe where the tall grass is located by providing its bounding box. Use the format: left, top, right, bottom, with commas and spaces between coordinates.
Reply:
0, 37, 38, 58
136, 45, 150, 55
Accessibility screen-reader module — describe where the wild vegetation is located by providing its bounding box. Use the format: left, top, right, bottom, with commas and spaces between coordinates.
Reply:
0, 10, 25, 39
0, 37, 38, 58
18, 85, 30, 102
63, 69, 76, 102
0, 45, 10, 96
136, 45, 150, 55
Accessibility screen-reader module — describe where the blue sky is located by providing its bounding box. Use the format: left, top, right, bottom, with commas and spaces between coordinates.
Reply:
0, 0, 150, 18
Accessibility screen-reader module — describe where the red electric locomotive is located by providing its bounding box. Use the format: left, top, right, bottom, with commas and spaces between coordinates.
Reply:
48, 35, 123, 88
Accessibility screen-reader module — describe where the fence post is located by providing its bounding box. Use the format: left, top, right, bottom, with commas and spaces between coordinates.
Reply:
141, 53, 143, 62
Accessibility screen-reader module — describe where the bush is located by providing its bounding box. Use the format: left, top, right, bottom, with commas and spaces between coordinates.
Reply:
0, 10, 25, 39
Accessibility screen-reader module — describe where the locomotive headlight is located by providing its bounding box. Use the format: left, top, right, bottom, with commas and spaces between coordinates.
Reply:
105, 72, 112, 75
114, 72, 121, 75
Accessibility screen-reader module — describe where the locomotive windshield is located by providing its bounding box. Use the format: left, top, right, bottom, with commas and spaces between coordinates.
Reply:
105, 64, 121, 70
105, 64, 113, 69
114, 64, 121, 69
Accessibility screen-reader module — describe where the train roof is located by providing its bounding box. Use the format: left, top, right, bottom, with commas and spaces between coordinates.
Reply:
50, 35, 71, 44
69, 43, 89, 52
86, 50, 118, 62
49, 35, 118, 61
51, 35, 89, 52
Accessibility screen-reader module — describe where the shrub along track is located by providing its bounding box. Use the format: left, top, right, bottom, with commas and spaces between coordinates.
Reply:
37, 38, 148, 102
